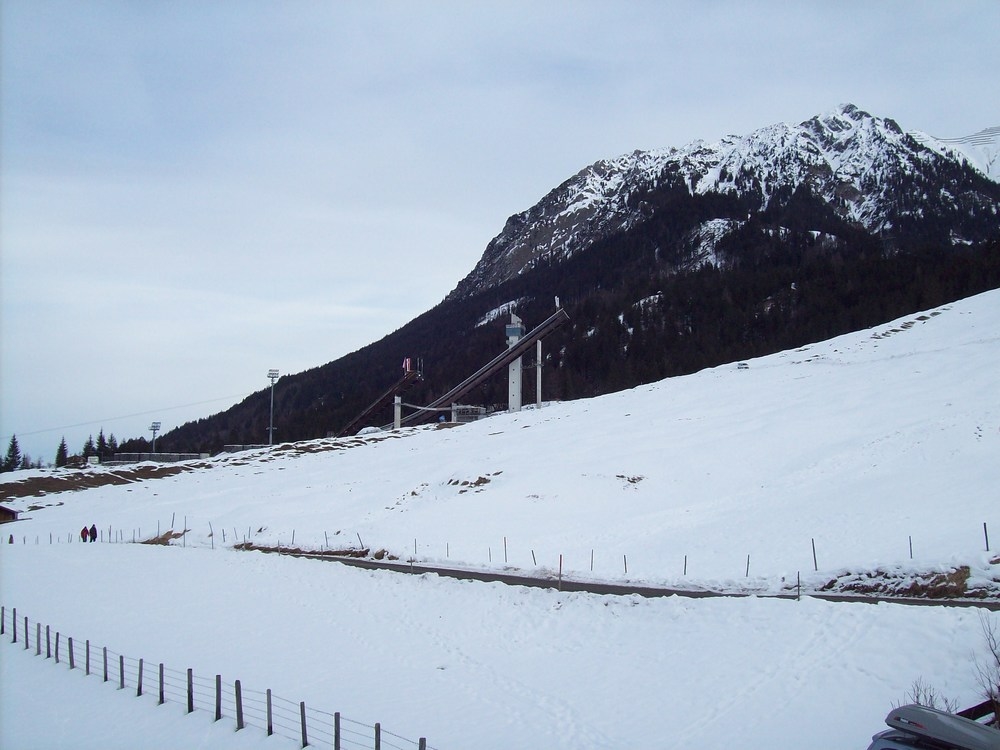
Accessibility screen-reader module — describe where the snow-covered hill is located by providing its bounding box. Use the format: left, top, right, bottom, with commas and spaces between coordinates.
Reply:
2, 290, 999, 749
913, 125, 1000, 182
450, 104, 1000, 298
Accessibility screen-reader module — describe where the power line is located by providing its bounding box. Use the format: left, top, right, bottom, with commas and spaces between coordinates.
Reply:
3, 392, 256, 439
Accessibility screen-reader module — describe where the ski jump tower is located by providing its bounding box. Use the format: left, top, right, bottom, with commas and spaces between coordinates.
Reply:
506, 311, 547, 413
506, 314, 525, 412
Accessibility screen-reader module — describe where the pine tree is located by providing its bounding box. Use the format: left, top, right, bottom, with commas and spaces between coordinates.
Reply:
55, 437, 69, 468
82, 435, 96, 459
96, 429, 108, 459
108, 433, 118, 456
3, 434, 22, 473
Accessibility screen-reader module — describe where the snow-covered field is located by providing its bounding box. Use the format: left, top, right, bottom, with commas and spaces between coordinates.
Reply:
2, 290, 999, 749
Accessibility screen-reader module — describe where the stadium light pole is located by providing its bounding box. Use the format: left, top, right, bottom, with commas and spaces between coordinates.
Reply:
149, 421, 161, 454
267, 369, 279, 446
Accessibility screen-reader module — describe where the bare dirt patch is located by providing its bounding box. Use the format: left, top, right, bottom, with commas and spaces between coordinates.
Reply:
141, 530, 187, 545
816, 565, 1000, 600
0, 465, 192, 501
232, 542, 382, 558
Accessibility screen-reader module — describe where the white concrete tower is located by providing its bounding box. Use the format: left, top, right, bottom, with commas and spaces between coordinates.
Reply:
506, 313, 525, 412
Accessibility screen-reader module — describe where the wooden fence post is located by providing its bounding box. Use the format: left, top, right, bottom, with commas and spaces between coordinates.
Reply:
86, 640, 90, 675
23, 616, 29, 650
11, 607, 16, 643
69, 636, 76, 668
46, 626, 51, 659
55, 632, 60, 664
235, 680, 244, 730
300, 701, 308, 748
266, 689, 273, 735
374, 722, 381, 750
334, 711, 340, 750
36, 623, 41, 656
187, 669, 194, 713
119, 655, 125, 689
159, 663, 165, 705
1, 605, 5, 635
137, 658, 143, 696
215, 674, 222, 721
103, 646, 108, 682
419, 739, 426, 750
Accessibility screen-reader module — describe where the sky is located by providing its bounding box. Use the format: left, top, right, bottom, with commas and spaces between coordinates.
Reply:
2, 1, 999, 464
2, 288, 999, 748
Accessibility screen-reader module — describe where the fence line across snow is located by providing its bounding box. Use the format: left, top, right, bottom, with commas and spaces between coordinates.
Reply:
0, 604, 435, 750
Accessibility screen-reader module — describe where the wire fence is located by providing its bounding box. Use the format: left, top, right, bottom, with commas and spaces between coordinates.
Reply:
0, 604, 439, 750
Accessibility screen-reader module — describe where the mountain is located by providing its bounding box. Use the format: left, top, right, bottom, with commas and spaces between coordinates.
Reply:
145, 105, 1000, 454
450, 104, 1000, 299
912, 125, 1000, 182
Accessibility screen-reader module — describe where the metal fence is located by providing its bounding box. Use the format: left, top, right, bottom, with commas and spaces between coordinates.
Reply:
1, 605, 438, 750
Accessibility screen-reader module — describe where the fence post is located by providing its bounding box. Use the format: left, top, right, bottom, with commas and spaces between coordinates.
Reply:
266, 689, 273, 735
374, 722, 381, 750
24, 616, 29, 650
36, 623, 41, 656
137, 658, 143, 697
11, 607, 16, 643
55, 632, 60, 663
47, 626, 51, 659
334, 711, 340, 750
811, 538, 818, 571
119, 655, 125, 689
159, 663, 164, 705
86, 640, 90, 675
215, 674, 222, 721
419, 739, 426, 750
1, 605, 4, 635
103, 646, 108, 682
187, 669, 194, 713
68, 637, 75, 669
300, 701, 308, 748
235, 680, 244, 730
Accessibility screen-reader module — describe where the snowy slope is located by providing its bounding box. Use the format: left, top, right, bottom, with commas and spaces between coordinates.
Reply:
2, 290, 1000, 749
913, 126, 1000, 182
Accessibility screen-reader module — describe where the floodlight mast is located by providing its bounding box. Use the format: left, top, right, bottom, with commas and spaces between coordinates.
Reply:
149, 421, 161, 453
267, 369, 280, 445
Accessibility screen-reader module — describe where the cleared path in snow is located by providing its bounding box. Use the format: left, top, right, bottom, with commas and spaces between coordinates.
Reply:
263, 547, 1000, 611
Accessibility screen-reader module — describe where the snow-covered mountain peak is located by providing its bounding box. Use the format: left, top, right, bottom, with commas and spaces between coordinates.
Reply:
449, 105, 1000, 300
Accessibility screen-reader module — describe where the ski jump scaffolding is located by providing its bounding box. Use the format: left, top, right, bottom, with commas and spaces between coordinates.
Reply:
398, 307, 570, 428
337, 307, 570, 436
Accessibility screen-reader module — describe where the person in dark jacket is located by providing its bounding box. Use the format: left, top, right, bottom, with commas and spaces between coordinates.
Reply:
89, 524, 97, 542
81, 526, 89, 543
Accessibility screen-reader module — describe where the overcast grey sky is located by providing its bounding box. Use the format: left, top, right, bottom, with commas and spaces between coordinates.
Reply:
2, 1, 998, 463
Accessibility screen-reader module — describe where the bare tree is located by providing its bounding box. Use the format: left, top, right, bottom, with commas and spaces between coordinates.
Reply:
896, 677, 959, 713
974, 611, 1000, 720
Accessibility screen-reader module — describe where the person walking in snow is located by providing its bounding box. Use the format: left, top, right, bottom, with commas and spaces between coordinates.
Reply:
89, 524, 97, 542
81, 526, 89, 543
